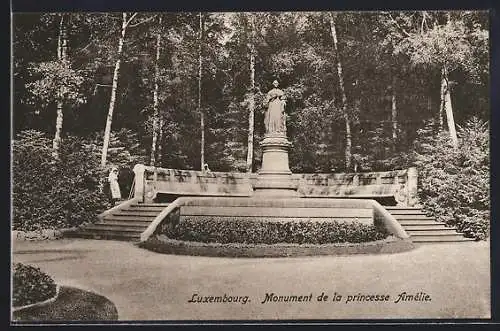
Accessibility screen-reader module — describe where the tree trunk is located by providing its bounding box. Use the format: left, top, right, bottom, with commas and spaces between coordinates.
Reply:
52, 13, 68, 160
246, 14, 256, 173
158, 114, 164, 166
150, 16, 162, 166
391, 75, 398, 151
329, 12, 351, 170
198, 13, 205, 171
442, 65, 458, 148
438, 70, 445, 131
101, 13, 128, 167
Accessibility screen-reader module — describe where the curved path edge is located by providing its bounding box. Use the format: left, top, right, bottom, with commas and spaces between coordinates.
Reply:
138, 235, 415, 258
12, 285, 60, 312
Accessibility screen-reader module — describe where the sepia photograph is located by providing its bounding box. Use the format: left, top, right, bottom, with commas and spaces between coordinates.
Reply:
11, 10, 490, 323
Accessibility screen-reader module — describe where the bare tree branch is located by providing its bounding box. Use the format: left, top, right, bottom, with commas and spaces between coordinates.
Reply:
125, 12, 138, 27
385, 12, 411, 37
421, 12, 426, 35
75, 28, 118, 55
128, 14, 158, 27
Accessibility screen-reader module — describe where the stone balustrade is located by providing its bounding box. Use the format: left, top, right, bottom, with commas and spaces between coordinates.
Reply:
132, 164, 418, 206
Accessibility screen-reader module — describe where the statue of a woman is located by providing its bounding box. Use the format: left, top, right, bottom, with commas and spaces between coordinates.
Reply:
263, 80, 287, 135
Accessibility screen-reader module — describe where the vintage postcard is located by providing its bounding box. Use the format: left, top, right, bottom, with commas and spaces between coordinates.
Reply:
11, 9, 491, 323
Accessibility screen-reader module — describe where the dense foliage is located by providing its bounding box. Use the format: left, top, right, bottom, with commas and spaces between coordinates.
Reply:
12, 12, 489, 238
12, 263, 57, 307
415, 118, 489, 240
162, 217, 388, 244
12, 130, 111, 231
13, 12, 488, 172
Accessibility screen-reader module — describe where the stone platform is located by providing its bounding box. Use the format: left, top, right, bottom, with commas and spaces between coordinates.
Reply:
137, 196, 410, 243
178, 197, 374, 225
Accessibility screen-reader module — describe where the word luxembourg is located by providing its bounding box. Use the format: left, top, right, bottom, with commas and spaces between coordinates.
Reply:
188, 293, 250, 304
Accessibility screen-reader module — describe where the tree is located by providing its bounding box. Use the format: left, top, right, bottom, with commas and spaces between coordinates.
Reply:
52, 14, 68, 159
101, 13, 130, 166
150, 16, 162, 166
246, 13, 256, 173
101, 12, 156, 167
25, 14, 86, 160
198, 12, 205, 171
391, 75, 398, 150
329, 12, 352, 170
13, 11, 489, 176
390, 11, 488, 149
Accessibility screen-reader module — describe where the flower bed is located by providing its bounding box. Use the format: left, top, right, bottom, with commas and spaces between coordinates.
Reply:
12, 263, 57, 308
161, 217, 388, 245
139, 235, 415, 257
138, 217, 413, 257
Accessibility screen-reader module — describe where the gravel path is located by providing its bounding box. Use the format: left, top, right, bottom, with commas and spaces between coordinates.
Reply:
12, 239, 490, 321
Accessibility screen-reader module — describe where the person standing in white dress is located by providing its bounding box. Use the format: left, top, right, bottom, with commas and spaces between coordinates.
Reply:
108, 166, 121, 205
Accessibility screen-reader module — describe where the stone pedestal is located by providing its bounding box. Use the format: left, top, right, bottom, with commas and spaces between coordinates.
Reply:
253, 134, 299, 197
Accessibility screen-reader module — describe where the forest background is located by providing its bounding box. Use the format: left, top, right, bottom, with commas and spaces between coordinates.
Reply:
12, 11, 490, 239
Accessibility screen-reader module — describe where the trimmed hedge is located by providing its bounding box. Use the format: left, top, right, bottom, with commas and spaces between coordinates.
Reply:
13, 263, 57, 308
161, 217, 388, 244
140, 235, 414, 257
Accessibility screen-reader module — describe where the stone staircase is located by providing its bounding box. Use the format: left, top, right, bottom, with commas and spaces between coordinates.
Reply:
77, 202, 169, 241
385, 206, 474, 243
76, 201, 473, 244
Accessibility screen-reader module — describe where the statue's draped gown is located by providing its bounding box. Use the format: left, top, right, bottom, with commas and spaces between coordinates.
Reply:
264, 88, 285, 134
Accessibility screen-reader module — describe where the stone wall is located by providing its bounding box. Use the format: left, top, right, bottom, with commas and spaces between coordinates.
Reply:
295, 168, 418, 206
132, 164, 418, 206
133, 165, 252, 202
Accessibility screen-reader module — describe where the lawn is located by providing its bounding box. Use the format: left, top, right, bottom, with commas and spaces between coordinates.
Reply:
11, 238, 490, 320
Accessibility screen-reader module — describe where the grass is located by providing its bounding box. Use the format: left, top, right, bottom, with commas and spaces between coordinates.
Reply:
12, 239, 490, 320
12, 286, 118, 321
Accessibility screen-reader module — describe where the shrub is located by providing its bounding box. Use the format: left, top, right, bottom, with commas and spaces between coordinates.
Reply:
414, 118, 489, 240
12, 130, 111, 231
162, 217, 388, 244
13, 263, 57, 307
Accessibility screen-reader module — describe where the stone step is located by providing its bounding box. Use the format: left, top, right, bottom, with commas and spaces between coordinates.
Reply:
384, 206, 421, 210
180, 206, 373, 219
402, 224, 450, 231
385, 209, 425, 215
132, 203, 170, 207
101, 220, 152, 227
411, 235, 475, 243
83, 224, 145, 233
128, 204, 167, 210
78, 231, 141, 241
392, 214, 434, 220
112, 211, 160, 217
103, 215, 157, 222
398, 220, 443, 226
406, 230, 462, 236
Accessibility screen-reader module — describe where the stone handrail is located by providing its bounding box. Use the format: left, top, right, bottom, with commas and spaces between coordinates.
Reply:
132, 164, 418, 206
371, 200, 409, 239
294, 168, 418, 206
140, 197, 188, 242
133, 164, 252, 203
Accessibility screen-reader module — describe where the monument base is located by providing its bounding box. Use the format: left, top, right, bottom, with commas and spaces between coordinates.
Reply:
253, 134, 299, 197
